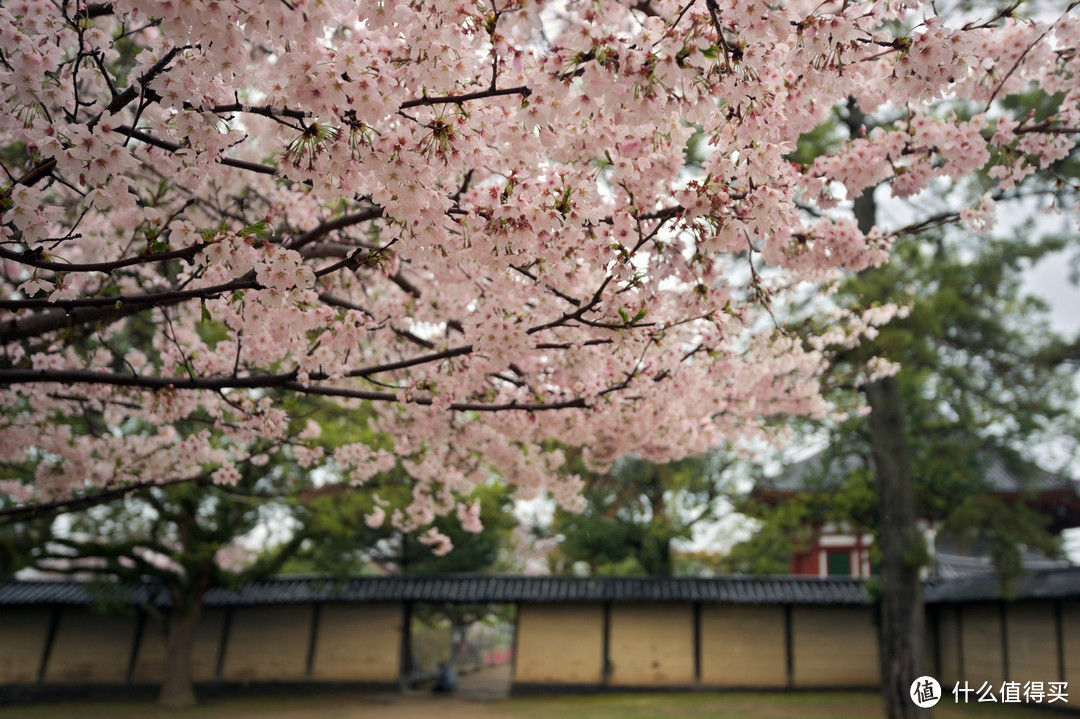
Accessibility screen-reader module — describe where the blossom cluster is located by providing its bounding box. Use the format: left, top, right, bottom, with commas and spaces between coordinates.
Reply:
0, 0, 1077, 542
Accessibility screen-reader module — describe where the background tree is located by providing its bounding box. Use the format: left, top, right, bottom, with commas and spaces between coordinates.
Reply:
771, 60, 1080, 714
286, 480, 518, 577
549, 448, 739, 576
0, 458, 316, 708
720, 492, 837, 575
733, 92, 1079, 714
828, 227, 1078, 580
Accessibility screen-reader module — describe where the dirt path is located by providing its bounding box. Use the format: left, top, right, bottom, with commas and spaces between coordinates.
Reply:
456, 664, 512, 698
1, 686, 1055, 719
1, 693, 519, 719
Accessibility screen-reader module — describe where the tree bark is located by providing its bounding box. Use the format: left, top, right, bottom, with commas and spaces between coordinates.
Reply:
865, 377, 927, 719
157, 592, 204, 708
846, 107, 927, 716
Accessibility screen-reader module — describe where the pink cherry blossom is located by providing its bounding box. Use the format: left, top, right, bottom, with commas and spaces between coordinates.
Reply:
0, 0, 1076, 541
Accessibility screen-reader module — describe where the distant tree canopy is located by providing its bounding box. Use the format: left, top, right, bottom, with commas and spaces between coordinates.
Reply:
0, 455, 317, 708
283, 479, 518, 577
726, 225, 1079, 579
550, 448, 739, 576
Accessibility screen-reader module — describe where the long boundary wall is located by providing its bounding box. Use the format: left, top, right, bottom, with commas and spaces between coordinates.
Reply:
513, 602, 882, 691
3, 597, 1077, 695
513, 600, 1072, 694
931, 599, 1074, 690
0, 602, 404, 692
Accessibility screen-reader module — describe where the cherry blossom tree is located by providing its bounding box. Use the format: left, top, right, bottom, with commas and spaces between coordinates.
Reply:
1, 0, 1079, 711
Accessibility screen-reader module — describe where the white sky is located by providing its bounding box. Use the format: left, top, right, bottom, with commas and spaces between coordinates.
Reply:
1025, 253, 1080, 559
1027, 251, 1080, 337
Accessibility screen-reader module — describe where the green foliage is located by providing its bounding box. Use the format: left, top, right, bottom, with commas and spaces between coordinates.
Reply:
0, 452, 317, 615
715, 501, 814, 576
731, 83, 1080, 581
787, 109, 847, 166
283, 476, 519, 633
943, 494, 1061, 596
0, 514, 51, 580
283, 479, 518, 577
550, 448, 738, 577
729, 223, 1078, 580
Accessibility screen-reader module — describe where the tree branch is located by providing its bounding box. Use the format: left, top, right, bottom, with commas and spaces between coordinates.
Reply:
400, 85, 532, 110
117, 125, 279, 176
0, 244, 206, 274
0, 472, 209, 522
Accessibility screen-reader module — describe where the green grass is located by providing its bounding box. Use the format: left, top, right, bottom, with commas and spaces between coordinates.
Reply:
510, 692, 1069, 719
0, 691, 1069, 719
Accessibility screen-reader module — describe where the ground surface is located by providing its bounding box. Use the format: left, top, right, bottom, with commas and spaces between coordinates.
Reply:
2, 685, 1068, 719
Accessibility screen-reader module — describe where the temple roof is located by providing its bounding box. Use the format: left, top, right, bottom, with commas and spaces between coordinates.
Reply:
5, 567, 1080, 608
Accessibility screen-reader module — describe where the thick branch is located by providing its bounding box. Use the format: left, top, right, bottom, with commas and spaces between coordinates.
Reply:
0, 212, 381, 345
0, 343, 467, 387
118, 125, 279, 176
206, 103, 309, 121
0, 245, 377, 314
0, 244, 206, 274
0, 472, 208, 522
0, 277, 257, 312
294, 381, 591, 411
288, 207, 384, 249
0, 303, 161, 345
0, 367, 601, 412
400, 85, 532, 110
79, 3, 115, 18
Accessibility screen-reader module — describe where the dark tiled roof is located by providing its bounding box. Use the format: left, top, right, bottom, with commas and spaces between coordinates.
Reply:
924, 566, 1080, 604
981, 455, 1073, 493
9, 569, 1080, 608
0, 574, 870, 607
759, 450, 1077, 495
758, 451, 863, 493
932, 536, 1071, 579
0, 580, 166, 607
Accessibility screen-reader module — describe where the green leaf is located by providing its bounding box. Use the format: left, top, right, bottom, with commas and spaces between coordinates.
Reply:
240, 220, 271, 239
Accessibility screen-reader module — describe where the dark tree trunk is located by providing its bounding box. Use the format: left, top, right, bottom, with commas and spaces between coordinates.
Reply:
865, 377, 928, 719
847, 117, 927, 717
157, 592, 204, 708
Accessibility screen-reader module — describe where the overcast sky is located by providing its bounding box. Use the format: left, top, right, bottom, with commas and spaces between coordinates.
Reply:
1024, 248, 1080, 559
1027, 250, 1080, 337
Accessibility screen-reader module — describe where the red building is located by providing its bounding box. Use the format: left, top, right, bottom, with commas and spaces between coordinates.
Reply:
787, 522, 876, 578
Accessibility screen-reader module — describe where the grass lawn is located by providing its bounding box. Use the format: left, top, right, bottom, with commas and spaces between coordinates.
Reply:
0, 691, 1070, 719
